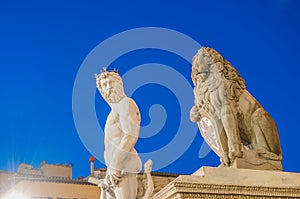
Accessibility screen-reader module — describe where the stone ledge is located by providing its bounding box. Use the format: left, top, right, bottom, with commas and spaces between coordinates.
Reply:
230, 149, 282, 171
152, 167, 300, 199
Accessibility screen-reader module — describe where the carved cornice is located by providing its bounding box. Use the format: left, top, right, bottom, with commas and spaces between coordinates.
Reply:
153, 180, 300, 198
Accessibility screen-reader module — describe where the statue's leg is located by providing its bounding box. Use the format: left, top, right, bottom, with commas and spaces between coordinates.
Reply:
219, 128, 230, 166
114, 173, 137, 199
101, 188, 116, 199
105, 192, 115, 199
251, 108, 281, 159
220, 104, 242, 161
100, 188, 106, 199
251, 108, 269, 151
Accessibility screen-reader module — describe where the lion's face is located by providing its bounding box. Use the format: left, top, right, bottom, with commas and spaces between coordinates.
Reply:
192, 54, 211, 85
192, 47, 246, 110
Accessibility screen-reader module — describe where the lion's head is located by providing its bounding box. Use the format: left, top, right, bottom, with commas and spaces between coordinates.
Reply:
192, 47, 246, 106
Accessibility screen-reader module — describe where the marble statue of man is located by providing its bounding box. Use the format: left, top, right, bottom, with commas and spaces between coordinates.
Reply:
95, 69, 142, 199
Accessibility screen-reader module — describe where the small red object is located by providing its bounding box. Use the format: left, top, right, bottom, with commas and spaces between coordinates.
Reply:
89, 156, 95, 162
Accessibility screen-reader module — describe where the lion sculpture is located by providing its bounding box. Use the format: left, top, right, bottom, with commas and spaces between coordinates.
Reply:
190, 47, 282, 169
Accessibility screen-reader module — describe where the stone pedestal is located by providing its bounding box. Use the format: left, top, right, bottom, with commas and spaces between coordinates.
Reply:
152, 167, 300, 199
230, 150, 283, 171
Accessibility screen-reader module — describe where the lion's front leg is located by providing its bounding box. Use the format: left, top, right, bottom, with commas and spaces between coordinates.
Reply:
219, 153, 230, 167
220, 104, 242, 161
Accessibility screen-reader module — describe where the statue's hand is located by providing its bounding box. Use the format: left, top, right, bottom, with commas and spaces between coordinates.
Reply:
98, 179, 109, 189
108, 170, 123, 187
190, 105, 201, 122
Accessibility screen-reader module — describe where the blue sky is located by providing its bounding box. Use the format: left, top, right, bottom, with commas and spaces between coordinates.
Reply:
1, 0, 300, 178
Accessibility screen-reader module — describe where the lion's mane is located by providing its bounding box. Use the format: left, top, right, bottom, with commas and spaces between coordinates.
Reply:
192, 47, 246, 108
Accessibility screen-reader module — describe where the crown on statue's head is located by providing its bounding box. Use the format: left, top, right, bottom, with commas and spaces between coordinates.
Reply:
95, 67, 120, 81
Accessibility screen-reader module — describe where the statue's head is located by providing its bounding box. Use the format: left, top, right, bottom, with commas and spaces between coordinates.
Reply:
192, 47, 246, 103
192, 47, 224, 84
95, 68, 125, 104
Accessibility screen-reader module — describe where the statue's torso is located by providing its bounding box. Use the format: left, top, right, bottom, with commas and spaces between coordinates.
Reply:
104, 97, 142, 173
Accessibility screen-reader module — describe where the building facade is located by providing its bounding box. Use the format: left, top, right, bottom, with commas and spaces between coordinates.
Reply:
0, 159, 178, 199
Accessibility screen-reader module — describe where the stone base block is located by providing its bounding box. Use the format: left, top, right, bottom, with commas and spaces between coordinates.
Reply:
231, 157, 282, 171
230, 150, 282, 171
152, 166, 300, 199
